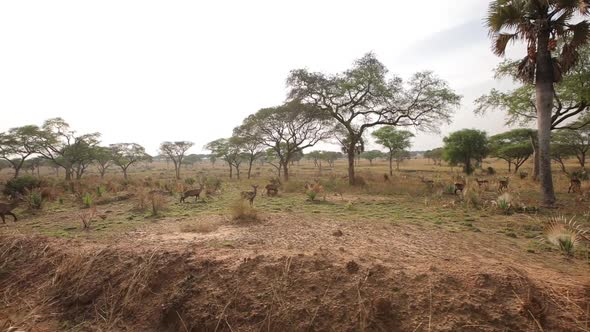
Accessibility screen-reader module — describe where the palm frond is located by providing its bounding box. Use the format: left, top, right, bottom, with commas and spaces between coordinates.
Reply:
493, 33, 518, 56
486, 0, 527, 33
567, 21, 590, 47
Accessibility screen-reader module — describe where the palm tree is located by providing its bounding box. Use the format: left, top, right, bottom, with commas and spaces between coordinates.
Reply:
486, 0, 590, 206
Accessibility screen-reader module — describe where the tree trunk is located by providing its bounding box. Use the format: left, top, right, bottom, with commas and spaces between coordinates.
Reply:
529, 133, 539, 180
100, 168, 106, 179
396, 160, 401, 171
65, 168, 72, 181
122, 168, 128, 180
389, 154, 393, 176
536, 29, 556, 206
508, 161, 512, 173
247, 160, 253, 179
282, 161, 289, 181
347, 145, 356, 185
228, 164, 233, 179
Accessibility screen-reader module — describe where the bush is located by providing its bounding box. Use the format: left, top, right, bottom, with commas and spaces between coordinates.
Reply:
150, 193, 167, 216
3, 176, 41, 196
231, 200, 259, 222
184, 177, 196, 186
26, 189, 43, 210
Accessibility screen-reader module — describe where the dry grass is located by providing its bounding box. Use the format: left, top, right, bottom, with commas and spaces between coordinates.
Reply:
179, 220, 220, 233
230, 199, 259, 222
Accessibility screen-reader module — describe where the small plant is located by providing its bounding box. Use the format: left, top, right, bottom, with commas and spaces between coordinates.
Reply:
306, 190, 318, 201
184, 177, 196, 186
443, 184, 456, 195
78, 207, 97, 230
496, 193, 513, 214
345, 201, 355, 211
82, 193, 94, 208
95, 185, 107, 197
542, 215, 589, 257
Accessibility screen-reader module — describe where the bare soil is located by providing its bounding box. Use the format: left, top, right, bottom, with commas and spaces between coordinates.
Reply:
1, 212, 588, 331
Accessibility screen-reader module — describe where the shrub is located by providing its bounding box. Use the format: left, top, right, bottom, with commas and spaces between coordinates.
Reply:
354, 176, 367, 187
150, 193, 167, 216
3, 176, 41, 196
571, 169, 589, 181
519, 172, 528, 180
230, 200, 259, 222
496, 193, 512, 214
184, 177, 196, 186
26, 189, 43, 210
82, 193, 94, 208
306, 190, 318, 201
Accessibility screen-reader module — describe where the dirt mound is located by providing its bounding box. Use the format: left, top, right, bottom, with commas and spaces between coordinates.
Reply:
0, 234, 588, 331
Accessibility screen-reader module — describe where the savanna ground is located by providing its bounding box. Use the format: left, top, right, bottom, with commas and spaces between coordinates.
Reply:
0, 158, 589, 331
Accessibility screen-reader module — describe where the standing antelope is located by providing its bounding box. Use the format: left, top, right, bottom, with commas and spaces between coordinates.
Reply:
180, 184, 204, 203
476, 178, 489, 188
241, 185, 259, 206
498, 178, 509, 192
569, 177, 582, 193
0, 195, 22, 223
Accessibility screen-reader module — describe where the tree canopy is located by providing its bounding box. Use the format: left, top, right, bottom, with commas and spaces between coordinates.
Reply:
443, 129, 488, 175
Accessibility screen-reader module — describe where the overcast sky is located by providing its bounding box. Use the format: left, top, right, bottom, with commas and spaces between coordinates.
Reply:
0, 0, 523, 155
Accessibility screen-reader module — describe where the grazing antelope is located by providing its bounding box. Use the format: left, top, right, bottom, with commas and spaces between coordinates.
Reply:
569, 177, 582, 193
180, 184, 204, 203
241, 185, 259, 206
0, 195, 23, 223
265, 184, 279, 197
498, 178, 509, 192
476, 178, 489, 188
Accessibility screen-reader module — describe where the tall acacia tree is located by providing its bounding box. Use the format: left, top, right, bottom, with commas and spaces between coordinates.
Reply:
236, 101, 331, 181
110, 143, 150, 180
288, 53, 460, 185
159, 141, 195, 179
486, 0, 590, 206
36, 118, 101, 181
372, 127, 414, 175
0, 125, 44, 178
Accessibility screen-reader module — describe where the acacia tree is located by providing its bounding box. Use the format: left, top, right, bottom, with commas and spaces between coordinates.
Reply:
205, 138, 244, 179
288, 53, 460, 185
159, 141, 194, 179
0, 125, 44, 178
553, 127, 590, 169
489, 129, 534, 173
94, 146, 114, 179
424, 148, 443, 166
360, 150, 384, 166
36, 118, 101, 180
236, 101, 331, 181
110, 143, 149, 180
372, 127, 414, 175
485, 0, 590, 206
443, 129, 489, 175
231, 128, 265, 179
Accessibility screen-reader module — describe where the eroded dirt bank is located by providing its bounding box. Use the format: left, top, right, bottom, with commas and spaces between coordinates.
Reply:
0, 217, 589, 331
